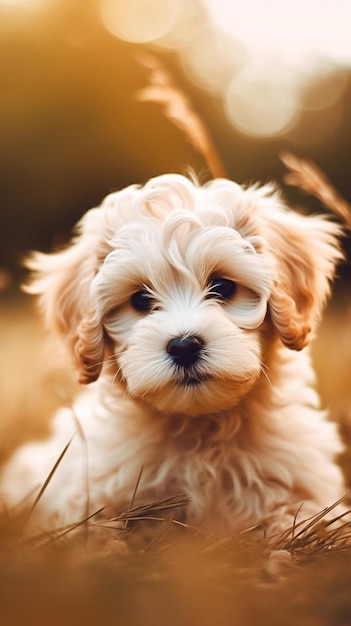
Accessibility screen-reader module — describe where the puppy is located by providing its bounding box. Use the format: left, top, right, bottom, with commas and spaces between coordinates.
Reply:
0, 174, 347, 536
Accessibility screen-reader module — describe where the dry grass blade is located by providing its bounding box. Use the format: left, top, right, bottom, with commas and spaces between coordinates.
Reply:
281, 151, 351, 228
124, 465, 144, 530
20, 506, 107, 547
20, 434, 76, 533
137, 53, 227, 179
38, 506, 107, 545
70, 410, 90, 527
112, 493, 191, 523
270, 493, 351, 559
128, 466, 144, 511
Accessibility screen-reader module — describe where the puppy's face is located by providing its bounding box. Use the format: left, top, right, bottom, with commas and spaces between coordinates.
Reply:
26, 175, 343, 417
95, 208, 272, 415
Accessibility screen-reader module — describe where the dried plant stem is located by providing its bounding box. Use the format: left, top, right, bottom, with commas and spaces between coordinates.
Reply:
281, 151, 351, 228
137, 53, 227, 179
71, 409, 90, 530
19, 434, 76, 534
124, 465, 144, 530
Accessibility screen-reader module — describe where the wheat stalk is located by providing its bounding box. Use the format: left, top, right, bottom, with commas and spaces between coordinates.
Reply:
281, 151, 351, 228
136, 53, 227, 179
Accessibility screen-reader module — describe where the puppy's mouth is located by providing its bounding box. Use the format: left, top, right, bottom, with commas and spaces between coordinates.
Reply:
176, 370, 212, 388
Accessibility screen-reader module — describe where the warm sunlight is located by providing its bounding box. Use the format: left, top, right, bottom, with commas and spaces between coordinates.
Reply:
205, 0, 351, 66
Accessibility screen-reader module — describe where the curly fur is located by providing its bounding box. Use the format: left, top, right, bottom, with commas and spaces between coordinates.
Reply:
0, 174, 346, 535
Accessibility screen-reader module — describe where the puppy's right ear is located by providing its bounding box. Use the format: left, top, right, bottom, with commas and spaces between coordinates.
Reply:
24, 207, 113, 384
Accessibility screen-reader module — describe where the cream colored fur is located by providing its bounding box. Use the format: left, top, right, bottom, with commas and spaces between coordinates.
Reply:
0, 174, 347, 535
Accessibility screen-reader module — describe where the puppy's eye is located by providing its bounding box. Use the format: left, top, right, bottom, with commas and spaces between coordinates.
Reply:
207, 278, 237, 301
131, 290, 154, 312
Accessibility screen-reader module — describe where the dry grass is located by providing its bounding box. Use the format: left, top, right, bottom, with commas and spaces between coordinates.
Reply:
1, 290, 351, 625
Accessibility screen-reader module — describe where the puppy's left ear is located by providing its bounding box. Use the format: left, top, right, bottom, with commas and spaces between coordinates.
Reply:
264, 207, 344, 350
24, 207, 113, 384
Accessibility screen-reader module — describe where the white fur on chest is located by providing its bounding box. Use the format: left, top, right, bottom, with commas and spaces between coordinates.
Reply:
1, 346, 343, 535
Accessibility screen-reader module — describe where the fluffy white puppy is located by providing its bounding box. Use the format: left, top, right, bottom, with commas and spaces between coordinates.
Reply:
1, 174, 347, 536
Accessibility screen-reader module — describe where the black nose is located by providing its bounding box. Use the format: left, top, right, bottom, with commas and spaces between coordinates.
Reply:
167, 335, 204, 369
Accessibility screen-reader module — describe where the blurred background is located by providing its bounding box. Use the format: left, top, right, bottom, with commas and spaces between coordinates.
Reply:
1, 0, 351, 458
0, 0, 351, 280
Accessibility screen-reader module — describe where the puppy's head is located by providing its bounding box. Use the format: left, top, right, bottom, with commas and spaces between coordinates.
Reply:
25, 175, 343, 416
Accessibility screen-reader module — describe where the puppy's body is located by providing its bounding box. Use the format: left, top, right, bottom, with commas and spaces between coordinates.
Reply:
0, 175, 346, 535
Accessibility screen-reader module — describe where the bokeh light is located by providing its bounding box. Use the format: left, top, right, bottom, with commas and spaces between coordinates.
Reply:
224, 64, 300, 137
100, 0, 184, 44
180, 28, 247, 92
99, 0, 351, 140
